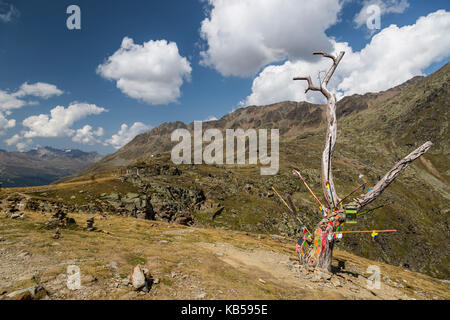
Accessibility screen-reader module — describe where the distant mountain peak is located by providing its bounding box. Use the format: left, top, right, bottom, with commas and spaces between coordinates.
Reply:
0, 146, 103, 187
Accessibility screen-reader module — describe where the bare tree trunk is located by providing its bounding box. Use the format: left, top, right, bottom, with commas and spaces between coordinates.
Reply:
355, 141, 433, 209
319, 52, 344, 210
294, 51, 344, 271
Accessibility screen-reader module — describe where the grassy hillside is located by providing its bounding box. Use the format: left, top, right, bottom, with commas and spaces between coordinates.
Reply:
0, 209, 448, 300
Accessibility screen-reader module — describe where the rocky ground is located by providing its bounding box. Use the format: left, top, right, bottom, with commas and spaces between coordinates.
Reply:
0, 207, 448, 300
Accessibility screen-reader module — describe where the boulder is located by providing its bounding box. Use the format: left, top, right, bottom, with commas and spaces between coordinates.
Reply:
123, 193, 140, 202
6, 286, 47, 300
11, 212, 25, 219
130, 265, 152, 292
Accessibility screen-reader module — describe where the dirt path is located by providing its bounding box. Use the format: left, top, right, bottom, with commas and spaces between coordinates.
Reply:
199, 242, 416, 300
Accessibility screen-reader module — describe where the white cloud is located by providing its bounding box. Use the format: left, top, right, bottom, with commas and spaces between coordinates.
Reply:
106, 122, 150, 149
244, 10, 450, 105
15, 141, 31, 152
14, 82, 63, 99
4, 134, 32, 152
199, 0, 342, 77
0, 82, 63, 111
0, 1, 19, 23
0, 91, 25, 111
22, 103, 107, 138
72, 125, 104, 145
244, 59, 333, 106
339, 10, 450, 96
354, 0, 410, 29
0, 112, 15, 135
97, 37, 192, 105
203, 116, 218, 122
4, 134, 21, 145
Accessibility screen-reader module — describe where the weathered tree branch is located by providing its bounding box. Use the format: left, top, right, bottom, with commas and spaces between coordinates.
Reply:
317, 51, 344, 87
355, 141, 433, 209
313, 51, 336, 62
293, 76, 321, 93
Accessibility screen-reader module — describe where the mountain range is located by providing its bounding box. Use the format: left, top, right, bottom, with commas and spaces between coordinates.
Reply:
0, 147, 102, 187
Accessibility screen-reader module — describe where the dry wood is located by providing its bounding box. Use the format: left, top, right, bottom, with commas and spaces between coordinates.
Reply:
355, 141, 433, 209
294, 51, 344, 208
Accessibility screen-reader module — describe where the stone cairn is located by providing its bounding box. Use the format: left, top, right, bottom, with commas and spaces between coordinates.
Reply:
84, 217, 97, 231
4, 197, 26, 219
45, 210, 76, 229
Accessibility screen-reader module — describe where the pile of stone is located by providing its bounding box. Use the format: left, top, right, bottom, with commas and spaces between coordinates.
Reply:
25, 199, 52, 214
4, 204, 25, 219
45, 210, 76, 229
129, 265, 153, 293
84, 217, 96, 231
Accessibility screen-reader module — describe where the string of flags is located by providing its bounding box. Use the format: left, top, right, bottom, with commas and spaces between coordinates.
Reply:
333, 229, 396, 240
273, 170, 399, 265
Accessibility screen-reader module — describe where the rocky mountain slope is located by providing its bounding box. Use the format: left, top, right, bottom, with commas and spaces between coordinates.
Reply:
2, 63, 448, 281
0, 147, 102, 187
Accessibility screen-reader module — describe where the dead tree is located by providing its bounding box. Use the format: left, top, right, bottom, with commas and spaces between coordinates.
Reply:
293, 51, 433, 272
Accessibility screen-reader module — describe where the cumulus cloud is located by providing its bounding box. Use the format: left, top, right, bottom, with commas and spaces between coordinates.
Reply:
244, 59, 333, 106
0, 1, 19, 23
72, 125, 104, 145
0, 82, 63, 111
14, 82, 63, 99
97, 37, 192, 105
22, 103, 107, 138
244, 10, 450, 105
199, 0, 342, 77
106, 122, 150, 149
0, 91, 26, 111
354, 0, 410, 29
4, 134, 32, 152
0, 112, 15, 135
203, 116, 218, 122
339, 10, 450, 95
4, 134, 21, 145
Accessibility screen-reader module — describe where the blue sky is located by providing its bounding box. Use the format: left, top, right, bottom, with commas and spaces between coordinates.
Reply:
0, 0, 449, 154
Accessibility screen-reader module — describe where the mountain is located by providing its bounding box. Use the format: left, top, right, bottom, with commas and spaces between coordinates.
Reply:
83, 73, 435, 174
5, 63, 449, 279
0, 147, 102, 187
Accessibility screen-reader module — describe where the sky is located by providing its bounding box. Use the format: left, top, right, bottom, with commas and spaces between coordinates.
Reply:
0, 0, 449, 155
